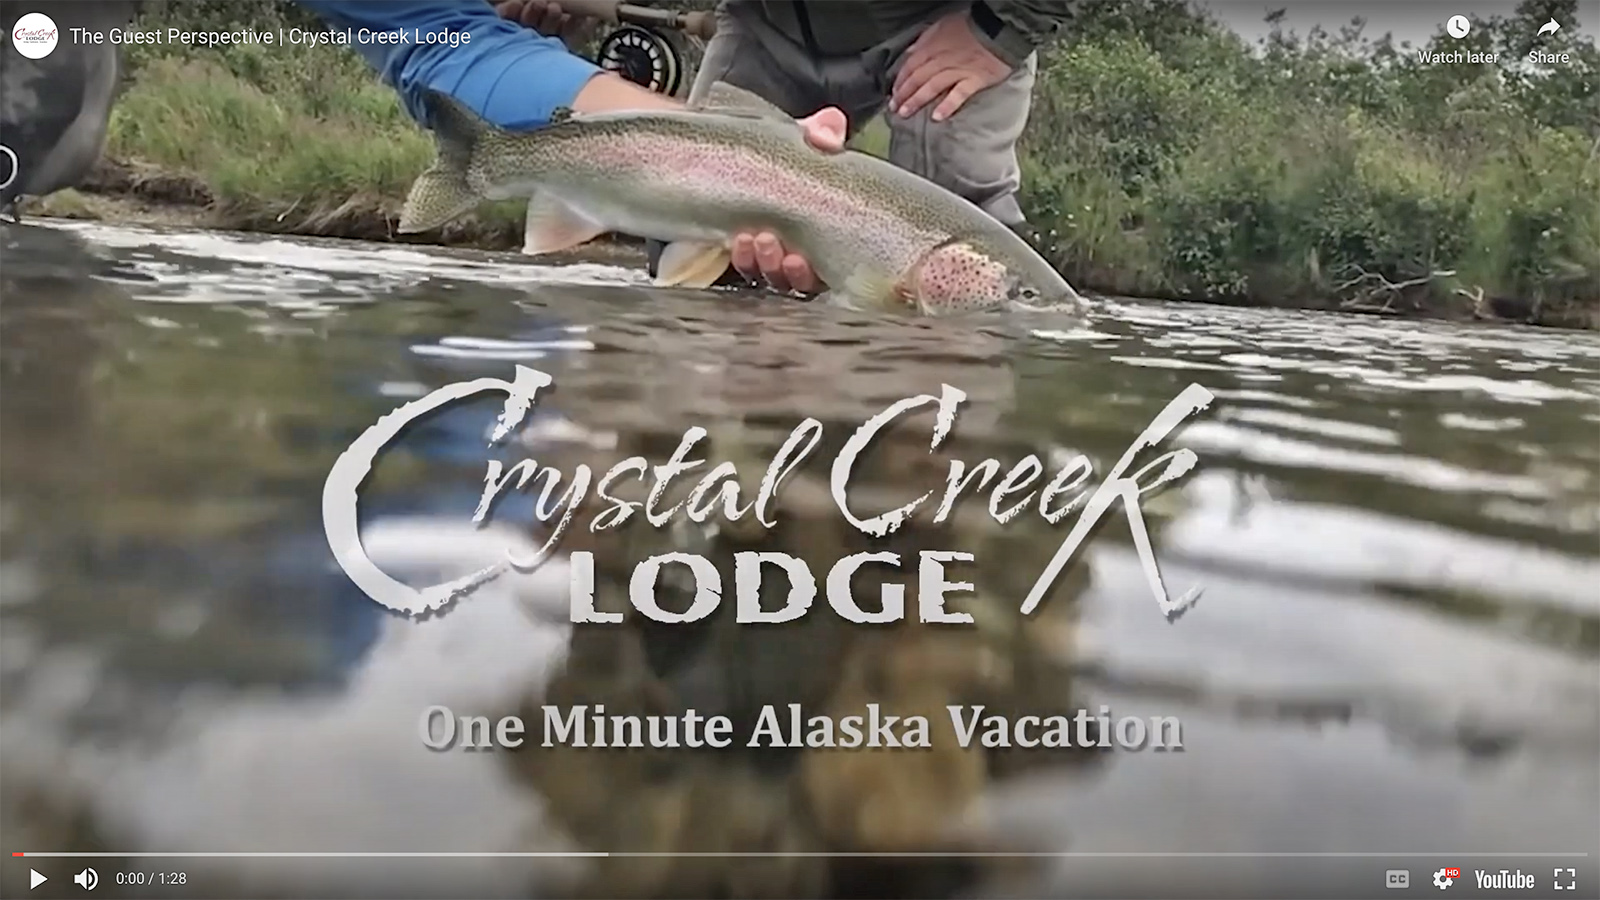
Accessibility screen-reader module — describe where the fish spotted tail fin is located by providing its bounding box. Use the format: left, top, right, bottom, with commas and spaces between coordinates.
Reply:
397, 92, 489, 234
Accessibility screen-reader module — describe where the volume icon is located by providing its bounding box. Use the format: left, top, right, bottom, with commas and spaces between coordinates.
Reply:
74, 867, 99, 890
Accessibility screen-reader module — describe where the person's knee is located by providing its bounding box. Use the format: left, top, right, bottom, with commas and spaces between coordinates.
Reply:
888, 108, 1028, 224
883, 52, 1035, 222
985, 193, 1028, 229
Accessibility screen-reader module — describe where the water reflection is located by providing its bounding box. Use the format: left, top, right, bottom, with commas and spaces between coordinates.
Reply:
1, 220, 1596, 898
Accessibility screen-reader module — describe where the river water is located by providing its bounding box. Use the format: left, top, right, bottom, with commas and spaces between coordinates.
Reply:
0, 220, 1595, 899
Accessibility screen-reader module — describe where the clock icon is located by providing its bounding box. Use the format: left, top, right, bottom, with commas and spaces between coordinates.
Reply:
1447, 15, 1471, 39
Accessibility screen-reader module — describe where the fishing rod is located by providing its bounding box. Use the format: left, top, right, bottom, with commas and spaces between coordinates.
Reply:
558, 0, 718, 98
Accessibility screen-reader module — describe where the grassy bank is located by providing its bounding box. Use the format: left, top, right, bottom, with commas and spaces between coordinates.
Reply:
76, 0, 528, 246
38, 0, 1600, 327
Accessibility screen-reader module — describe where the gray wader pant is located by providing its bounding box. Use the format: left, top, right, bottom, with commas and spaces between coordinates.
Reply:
645, 3, 1038, 282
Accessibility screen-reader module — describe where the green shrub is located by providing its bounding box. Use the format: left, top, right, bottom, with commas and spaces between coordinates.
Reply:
1017, 0, 1598, 319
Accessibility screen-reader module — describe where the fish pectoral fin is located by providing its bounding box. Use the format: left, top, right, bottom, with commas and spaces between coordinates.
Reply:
521, 196, 608, 255
843, 267, 910, 310
689, 81, 795, 122
397, 163, 478, 234
654, 241, 733, 289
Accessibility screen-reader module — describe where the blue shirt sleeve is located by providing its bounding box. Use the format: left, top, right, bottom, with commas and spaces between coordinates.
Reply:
295, 1, 601, 131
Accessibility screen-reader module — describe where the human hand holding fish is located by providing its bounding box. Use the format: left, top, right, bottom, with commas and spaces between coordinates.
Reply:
492, 0, 842, 292
713, 102, 848, 294
397, 82, 1087, 317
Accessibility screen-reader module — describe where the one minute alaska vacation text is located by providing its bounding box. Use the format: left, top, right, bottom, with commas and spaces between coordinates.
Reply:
421, 703, 1185, 752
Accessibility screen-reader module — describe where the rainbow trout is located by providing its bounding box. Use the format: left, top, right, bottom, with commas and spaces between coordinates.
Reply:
398, 83, 1088, 316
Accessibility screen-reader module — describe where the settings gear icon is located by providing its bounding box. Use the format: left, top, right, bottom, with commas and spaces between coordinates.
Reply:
1434, 868, 1456, 890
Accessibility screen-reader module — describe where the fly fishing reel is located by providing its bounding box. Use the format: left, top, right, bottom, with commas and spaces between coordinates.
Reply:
596, 23, 685, 97
569, 0, 714, 97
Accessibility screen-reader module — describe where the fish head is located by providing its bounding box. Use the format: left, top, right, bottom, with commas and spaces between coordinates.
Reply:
898, 239, 1012, 315
900, 238, 1077, 316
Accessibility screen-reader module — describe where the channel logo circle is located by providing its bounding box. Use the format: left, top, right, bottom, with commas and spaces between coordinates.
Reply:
10, 11, 59, 59
0, 145, 18, 192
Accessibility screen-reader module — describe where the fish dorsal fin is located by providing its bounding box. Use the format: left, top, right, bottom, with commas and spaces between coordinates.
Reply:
689, 81, 795, 122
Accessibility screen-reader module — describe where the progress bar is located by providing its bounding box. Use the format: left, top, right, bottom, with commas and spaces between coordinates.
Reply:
11, 852, 1593, 859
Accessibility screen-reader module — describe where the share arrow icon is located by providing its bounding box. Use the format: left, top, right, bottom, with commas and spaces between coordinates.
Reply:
1538, 18, 1561, 36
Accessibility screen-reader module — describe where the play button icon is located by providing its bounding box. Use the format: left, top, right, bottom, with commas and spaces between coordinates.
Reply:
29, 869, 47, 889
